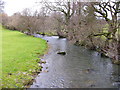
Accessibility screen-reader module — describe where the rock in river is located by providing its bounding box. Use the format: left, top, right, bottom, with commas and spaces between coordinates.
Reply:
57, 51, 66, 55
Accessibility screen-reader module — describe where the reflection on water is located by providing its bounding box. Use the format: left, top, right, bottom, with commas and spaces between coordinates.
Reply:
31, 34, 120, 88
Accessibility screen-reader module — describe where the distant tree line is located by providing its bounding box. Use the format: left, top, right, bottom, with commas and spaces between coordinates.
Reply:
0, 0, 120, 64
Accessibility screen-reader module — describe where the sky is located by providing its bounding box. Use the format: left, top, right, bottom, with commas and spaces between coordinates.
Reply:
3, 0, 39, 16
3, 0, 100, 16
3, 0, 94, 16
3, 0, 115, 17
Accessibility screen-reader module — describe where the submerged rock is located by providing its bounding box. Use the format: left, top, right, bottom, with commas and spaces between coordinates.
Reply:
90, 84, 95, 87
41, 61, 46, 64
100, 53, 108, 58
57, 51, 66, 55
84, 68, 95, 73
113, 81, 120, 87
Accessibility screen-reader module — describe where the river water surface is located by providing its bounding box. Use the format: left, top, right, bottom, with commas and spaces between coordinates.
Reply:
31, 34, 120, 88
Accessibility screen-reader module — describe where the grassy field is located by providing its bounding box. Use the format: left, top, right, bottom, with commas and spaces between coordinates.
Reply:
1, 27, 48, 88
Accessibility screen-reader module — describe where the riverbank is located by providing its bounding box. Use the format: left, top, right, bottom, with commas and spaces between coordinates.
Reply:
74, 37, 120, 65
1, 28, 48, 88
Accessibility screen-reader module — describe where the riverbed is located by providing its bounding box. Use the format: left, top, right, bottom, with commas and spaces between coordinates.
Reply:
31, 34, 120, 88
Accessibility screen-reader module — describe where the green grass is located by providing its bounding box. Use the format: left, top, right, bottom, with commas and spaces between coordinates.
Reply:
1, 27, 48, 88
0, 25, 2, 89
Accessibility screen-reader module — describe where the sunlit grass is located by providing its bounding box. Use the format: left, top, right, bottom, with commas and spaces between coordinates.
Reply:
1, 28, 47, 88
0, 25, 2, 89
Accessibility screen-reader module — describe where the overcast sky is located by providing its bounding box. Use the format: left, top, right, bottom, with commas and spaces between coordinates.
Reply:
3, 0, 39, 16
3, 0, 115, 17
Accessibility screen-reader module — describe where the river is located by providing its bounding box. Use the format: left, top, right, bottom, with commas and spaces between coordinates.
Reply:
31, 34, 120, 88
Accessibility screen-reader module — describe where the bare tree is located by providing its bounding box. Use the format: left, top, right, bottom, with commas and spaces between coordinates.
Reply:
0, 13, 8, 25
0, 0, 4, 13
42, 0, 75, 25
91, 1, 120, 42
91, 1, 120, 63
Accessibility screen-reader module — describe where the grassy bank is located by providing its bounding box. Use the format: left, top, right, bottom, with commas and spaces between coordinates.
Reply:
1, 28, 48, 88
0, 25, 2, 89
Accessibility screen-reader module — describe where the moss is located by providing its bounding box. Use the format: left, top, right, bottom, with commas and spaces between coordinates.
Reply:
112, 60, 120, 65
36, 31, 57, 36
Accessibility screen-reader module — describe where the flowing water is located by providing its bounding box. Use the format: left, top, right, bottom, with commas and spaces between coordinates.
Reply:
31, 34, 120, 88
